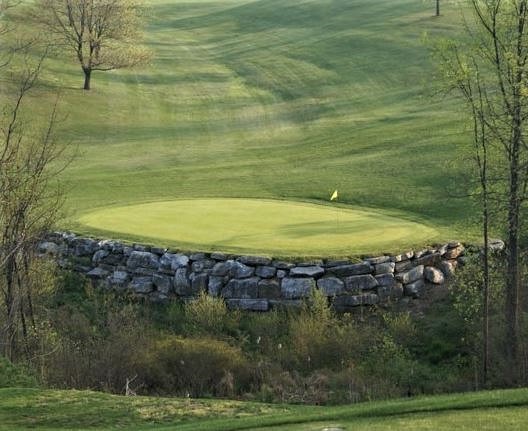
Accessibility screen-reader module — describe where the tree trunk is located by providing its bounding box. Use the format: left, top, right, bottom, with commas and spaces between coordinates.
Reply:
436, 0, 440, 16
505, 99, 522, 382
482, 193, 490, 385
83, 69, 92, 90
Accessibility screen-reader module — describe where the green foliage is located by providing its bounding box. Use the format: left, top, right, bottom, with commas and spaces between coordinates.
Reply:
0, 357, 36, 388
184, 291, 238, 336
139, 336, 253, 397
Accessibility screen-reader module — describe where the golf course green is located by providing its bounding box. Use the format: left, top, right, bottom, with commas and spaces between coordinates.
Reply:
78, 198, 439, 255
24, 0, 471, 254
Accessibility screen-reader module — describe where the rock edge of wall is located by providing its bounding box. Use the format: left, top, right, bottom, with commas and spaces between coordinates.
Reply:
38, 232, 474, 312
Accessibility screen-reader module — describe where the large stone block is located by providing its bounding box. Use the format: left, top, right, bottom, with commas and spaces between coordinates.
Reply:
258, 279, 281, 299
130, 276, 154, 294
153, 273, 173, 294
396, 265, 424, 284
174, 267, 192, 296
281, 277, 315, 299
238, 255, 272, 266
375, 262, 395, 275
208, 276, 225, 297
222, 277, 260, 299
190, 272, 209, 293
424, 267, 445, 285
126, 251, 160, 270
226, 299, 269, 312
160, 253, 189, 271
290, 266, 325, 278
414, 252, 441, 267
256, 266, 277, 278
404, 279, 425, 298
317, 277, 345, 296
344, 274, 378, 293
212, 260, 254, 278
327, 262, 372, 277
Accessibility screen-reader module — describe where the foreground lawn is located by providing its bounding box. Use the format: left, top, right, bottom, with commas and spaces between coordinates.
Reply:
1, 388, 527, 430
16, 0, 475, 253
78, 198, 439, 255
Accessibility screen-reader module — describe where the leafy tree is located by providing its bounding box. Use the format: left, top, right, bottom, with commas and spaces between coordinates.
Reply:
35, 0, 150, 90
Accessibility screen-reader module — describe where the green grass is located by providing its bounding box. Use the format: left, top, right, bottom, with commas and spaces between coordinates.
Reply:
1, 388, 528, 430
77, 198, 439, 255
22, 0, 474, 254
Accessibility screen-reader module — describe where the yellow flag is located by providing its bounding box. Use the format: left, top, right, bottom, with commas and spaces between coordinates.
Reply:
330, 190, 338, 201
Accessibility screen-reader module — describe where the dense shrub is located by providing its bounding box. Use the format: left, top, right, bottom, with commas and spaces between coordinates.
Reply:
0, 356, 37, 388
139, 336, 253, 397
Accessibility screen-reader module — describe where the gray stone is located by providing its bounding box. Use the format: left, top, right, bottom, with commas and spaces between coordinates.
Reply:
395, 260, 413, 272
344, 274, 378, 293
367, 256, 391, 265
448, 241, 461, 248
281, 277, 315, 299
276, 270, 287, 279
414, 249, 431, 259
489, 239, 505, 252
160, 253, 189, 271
290, 266, 325, 278
327, 262, 372, 277
126, 251, 160, 270
230, 261, 255, 279
92, 250, 109, 265
296, 259, 324, 267
375, 273, 397, 287
392, 251, 414, 262
222, 277, 260, 299
153, 274, 173, 294
444, 245, 465, 259
438, 260, 457, 277
208, 276, 225, 297
317, 277, 345, 296
130, 276, 154, 294
404, 279, 425, 298
190, 253, 207, 261
227, 299, 269, 312
151, 247, 167, 255
101, 253, 124, 266
211, 252, 229, 261
212, 260, 254, 278
86, 267, 109, 279
325, 259, 350, 267
72, 238, 98, 256
174, 267, 192, 296
108, 270, 129, 288
258, 279, 281, 299
396, 265, 424, 284
424, 267, 445, 285
375, 262, 395, 275
255, 266, 277, 278
133, 244, 148, 252
415, 252, 441, 267
38, 241, 60, 256
272, 260, 295, 270
192, 259, 216, 273
238, 255, 272, 266
190, 272, 209, 293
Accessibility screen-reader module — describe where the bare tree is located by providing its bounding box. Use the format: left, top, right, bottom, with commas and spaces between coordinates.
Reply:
0, 57, 66, 360
435, 0, 528, 383
34, 0, 150, 90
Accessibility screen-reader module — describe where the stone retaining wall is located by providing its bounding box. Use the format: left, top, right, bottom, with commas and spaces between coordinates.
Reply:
38, 232, 467, 312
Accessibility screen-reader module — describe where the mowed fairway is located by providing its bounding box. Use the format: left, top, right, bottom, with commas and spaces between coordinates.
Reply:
30, 0, 471, 253
78, 199, 438, 255
1, 388, 528, 431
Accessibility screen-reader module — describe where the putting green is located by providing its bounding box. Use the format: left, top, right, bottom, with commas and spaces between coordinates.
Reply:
77, 199, 439, 256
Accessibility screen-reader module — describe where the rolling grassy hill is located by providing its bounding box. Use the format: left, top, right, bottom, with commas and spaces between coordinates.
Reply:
19, 0, 474, 253
1, 387, 527, 430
